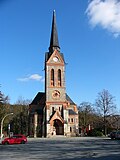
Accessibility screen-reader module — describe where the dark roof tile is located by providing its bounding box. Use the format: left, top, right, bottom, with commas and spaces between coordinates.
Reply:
69, 109, 77, 115
30, 92, 45, 105
66, 94, 76, 105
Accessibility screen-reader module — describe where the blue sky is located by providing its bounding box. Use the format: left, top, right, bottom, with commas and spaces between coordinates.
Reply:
0, 0, 120, 109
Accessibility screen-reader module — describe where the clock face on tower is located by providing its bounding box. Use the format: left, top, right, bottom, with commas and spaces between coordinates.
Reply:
52, 90, 60, 99
53, 56, 59, 62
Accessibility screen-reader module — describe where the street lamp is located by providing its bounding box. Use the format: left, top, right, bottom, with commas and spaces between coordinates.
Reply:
1, 113, 13, 140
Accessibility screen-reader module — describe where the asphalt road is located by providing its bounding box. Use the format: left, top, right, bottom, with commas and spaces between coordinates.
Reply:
0, 137, 120, 160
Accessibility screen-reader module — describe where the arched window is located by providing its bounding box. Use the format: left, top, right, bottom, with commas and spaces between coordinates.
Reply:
58, 69, 61, 86
51, 69, 54, 86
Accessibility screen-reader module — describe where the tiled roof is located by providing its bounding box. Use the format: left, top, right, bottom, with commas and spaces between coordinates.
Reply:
66, 94, 76, 105
69, 109, 77, 115
30, 93, 76, 106
30, 92, 45, 105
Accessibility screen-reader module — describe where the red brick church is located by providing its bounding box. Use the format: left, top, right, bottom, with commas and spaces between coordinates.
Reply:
29, 11, 78, 137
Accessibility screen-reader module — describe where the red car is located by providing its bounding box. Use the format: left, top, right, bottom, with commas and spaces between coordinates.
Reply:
2, 134, 27, 145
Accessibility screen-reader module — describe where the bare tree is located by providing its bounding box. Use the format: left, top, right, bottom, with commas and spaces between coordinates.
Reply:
78, 102, 96, 135
95, 89, 116, 136
15, 96, 32, 105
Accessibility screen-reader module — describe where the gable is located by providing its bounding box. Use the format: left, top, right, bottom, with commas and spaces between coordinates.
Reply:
49, 110, 64, 124
46, 49, 65, 65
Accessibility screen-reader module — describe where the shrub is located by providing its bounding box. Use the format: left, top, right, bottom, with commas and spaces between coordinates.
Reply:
87, 129, 103, 137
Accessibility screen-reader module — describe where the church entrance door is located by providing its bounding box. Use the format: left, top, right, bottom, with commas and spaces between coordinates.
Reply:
53, 119, 64, 135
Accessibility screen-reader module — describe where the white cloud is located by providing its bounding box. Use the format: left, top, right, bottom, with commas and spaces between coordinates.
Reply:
17, 74, 44, 82
86, 0, 120, 37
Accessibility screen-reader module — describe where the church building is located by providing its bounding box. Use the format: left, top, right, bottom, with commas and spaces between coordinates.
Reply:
29, 11, 78, 137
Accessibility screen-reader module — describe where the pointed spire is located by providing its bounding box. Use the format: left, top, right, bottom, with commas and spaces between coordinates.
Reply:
49, 10, 60, 52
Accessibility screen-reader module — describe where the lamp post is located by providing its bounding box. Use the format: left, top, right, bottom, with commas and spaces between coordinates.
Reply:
1, 113, 13, 140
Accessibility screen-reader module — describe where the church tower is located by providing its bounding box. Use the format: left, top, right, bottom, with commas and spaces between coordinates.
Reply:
44, 11, 68, 136
45, 10, 66, 103
29, 11, 78, 138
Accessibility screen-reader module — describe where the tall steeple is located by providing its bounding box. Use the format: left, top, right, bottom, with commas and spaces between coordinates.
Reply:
49, 10, 60, 53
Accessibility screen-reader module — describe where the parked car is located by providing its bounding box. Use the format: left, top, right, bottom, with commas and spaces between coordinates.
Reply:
115, 131, 120, 139
110, 131, 116, 139
2, 134, 27, 145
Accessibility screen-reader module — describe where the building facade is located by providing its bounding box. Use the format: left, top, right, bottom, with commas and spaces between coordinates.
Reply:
29, 11, 78, 137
